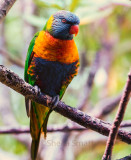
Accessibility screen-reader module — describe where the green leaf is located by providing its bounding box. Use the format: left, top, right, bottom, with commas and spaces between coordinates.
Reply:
69, 0, 81, 12
33, 0, 63, 9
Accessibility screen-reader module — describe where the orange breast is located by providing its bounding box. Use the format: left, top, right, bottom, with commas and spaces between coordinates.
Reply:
33, 31, 79, 64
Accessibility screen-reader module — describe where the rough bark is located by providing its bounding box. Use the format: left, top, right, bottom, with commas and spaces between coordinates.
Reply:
0, 65, 131, 144
0, 0, 17, 23
102, 69, 131, 160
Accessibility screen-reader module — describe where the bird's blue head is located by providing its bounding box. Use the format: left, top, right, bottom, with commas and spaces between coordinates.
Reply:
44, 10, 80, 40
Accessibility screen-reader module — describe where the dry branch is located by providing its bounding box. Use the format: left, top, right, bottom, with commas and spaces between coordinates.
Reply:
91, 93, 122, 118
0, 49, 24, 68
0, 0, 17, 23
102, 69, 131, 160
117, 154, 131, 160
78, 51, 100, 110
0, 65, 131, 144
0, 120, 131, 134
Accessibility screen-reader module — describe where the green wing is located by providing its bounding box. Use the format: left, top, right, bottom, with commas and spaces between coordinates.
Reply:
24, 32, 39, 117
24, 32, 39, 82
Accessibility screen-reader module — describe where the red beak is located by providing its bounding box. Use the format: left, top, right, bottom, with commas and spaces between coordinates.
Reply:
69, 25, 79, 36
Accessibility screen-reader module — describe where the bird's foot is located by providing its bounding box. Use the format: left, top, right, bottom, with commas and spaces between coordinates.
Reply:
34, 85, 41, 96
50, 95, 59, 110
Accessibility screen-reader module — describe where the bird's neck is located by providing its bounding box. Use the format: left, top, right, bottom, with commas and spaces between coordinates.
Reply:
33, 31, 79, 64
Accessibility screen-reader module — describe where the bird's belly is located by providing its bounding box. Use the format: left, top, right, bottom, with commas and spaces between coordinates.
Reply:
34, 57, 76, 97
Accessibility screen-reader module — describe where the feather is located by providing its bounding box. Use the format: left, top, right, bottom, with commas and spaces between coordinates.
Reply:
24, 11, 80, 160
31, 132, 41, 160
25, 98, 31, 117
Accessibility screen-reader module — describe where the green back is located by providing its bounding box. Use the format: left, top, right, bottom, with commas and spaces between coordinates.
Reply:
24, 32, 39, 83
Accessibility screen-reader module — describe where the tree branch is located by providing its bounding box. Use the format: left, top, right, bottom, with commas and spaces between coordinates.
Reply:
0, 65, 131, 144
0, 49, 24, 68
91, 93, 122, 118
0, 120, 131, 134
0, 0, 17, 23
78, 51, 100, 110
102, 69, 131, 160
117, 154, 131, 160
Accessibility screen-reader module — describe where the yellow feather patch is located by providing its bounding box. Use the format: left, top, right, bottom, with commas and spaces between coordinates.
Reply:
46, 15, 54, 31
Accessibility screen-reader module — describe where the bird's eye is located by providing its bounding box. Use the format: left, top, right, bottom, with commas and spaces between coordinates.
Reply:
62, 19, 67, 23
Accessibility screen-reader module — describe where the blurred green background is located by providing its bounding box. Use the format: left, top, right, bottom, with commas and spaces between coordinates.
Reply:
0, 0, 131, 160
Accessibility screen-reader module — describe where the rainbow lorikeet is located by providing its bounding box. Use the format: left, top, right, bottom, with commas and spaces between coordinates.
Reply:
24, 10, 80, 160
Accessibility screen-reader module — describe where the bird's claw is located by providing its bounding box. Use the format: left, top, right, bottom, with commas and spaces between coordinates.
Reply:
34, 85, 41, 96
50, 95, 59, 110
34, 86, 59, 110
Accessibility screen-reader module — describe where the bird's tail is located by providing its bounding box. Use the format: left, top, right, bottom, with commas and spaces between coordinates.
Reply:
31, 132, 41, 160
42, 109, 52, 138
30, 101, 51, 160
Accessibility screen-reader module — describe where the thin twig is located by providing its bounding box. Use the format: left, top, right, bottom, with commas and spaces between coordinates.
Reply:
0, 0, 17, 23
120, 120, 131, 128
0, 65, 131, 144
102, 69, 131, 160
117, 154, 131, 160
79, 51, 88, 73
0, 49, 24, 68
78, 52, 100, 110
91, 93, 122, 118
0, 120, 131, 134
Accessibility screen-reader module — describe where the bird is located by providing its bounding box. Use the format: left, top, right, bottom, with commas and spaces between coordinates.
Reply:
24, 10, 80, 160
